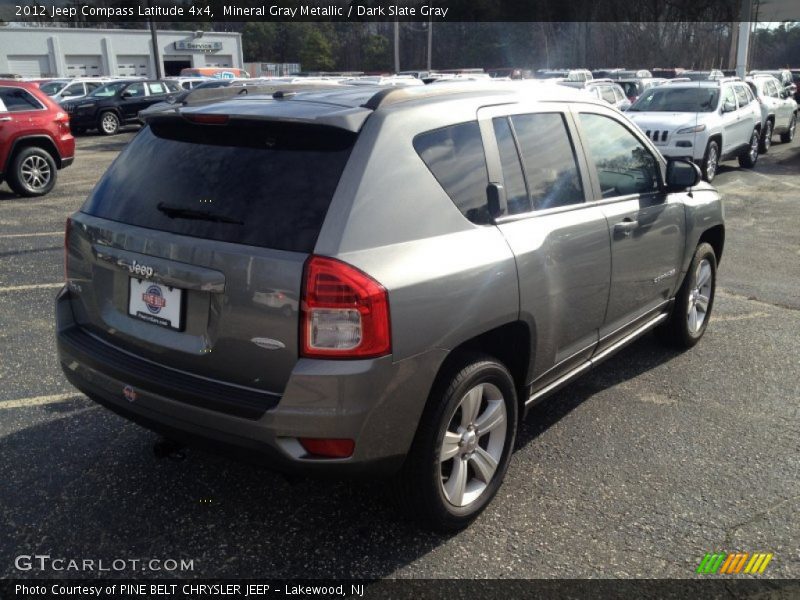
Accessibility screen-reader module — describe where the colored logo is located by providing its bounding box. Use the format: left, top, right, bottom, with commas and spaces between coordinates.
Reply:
142, 285, 166, 314
123, 385, 137, 403
696, 552, 773, 575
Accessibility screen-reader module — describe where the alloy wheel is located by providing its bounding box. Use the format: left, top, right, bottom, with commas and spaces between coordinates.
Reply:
439, 382, 507, 507
20, 155, 52, 192
706, 146, 718, 180
101, 113, 118, 134
687, 259, 713, 334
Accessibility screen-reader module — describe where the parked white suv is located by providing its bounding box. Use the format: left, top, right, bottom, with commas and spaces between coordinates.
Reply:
38, 78, 111, 103
626, 79, 762, 182
745, 74, 797, 152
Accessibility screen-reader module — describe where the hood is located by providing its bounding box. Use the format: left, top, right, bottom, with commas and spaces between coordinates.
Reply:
626, 112, 701, 131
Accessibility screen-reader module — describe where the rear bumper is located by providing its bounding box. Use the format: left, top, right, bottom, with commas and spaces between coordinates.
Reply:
56, 287, 444, 475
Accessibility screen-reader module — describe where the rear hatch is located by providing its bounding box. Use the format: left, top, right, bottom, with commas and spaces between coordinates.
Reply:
66, 111, 359, 396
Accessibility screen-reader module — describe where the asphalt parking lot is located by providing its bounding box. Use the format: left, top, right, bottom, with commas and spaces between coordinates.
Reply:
1, 128, 798, 580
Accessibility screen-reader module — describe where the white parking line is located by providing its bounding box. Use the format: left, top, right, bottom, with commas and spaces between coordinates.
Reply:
0, 232, 62, 239
0, 283, 63, 293
0, 392, 83, 410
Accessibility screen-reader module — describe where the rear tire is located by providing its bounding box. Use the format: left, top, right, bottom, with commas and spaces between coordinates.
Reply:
738, 128, 760, 168
759, 120, 773, 153
701, 140, 719, 182
98, 111, 120, 136
6, 146, 58, 197
656, 242, 717, 349
395, 354, 518, 532
780, 113, 796, 143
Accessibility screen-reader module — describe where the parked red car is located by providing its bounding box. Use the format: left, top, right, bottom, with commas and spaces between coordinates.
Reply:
0, 80, 75, 197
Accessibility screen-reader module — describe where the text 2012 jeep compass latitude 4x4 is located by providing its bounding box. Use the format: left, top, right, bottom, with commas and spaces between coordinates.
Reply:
57, 83, 724, 531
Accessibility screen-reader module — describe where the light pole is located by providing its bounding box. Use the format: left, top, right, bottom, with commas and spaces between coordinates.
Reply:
147, 0, 162, 79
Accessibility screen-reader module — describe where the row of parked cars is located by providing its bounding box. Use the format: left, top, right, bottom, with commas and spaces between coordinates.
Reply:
541, 70, 797, 182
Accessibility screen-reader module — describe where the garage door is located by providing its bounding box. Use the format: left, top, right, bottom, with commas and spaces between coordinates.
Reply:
116, 55, 150, 77
205, 56, 233, 68
7, 55, 50, 78
65, 55, 102, 77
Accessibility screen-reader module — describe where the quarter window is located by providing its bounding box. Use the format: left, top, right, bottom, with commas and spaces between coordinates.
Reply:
0, 87, 43, 112
578, 113, 660, 198
511, 113, 585, 210
414, 122, 490, 224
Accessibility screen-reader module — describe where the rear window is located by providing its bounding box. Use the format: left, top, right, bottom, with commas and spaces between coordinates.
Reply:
82, 122, 355, 253
413, 121, 490, 224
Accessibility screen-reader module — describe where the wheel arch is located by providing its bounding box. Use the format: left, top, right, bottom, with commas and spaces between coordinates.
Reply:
432, 321, 533, 420
699, 224, 725, 266
5, 135, 62, 171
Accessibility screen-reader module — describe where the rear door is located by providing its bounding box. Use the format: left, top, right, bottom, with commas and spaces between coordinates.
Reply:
0, 86, 49, 168
573, 106, 685, 350
67, 118, 357, 394
118, 82, 149, 120
478, 103, 611, 389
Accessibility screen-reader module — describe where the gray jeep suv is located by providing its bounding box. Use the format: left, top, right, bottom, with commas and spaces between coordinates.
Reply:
57, 83, 724, 531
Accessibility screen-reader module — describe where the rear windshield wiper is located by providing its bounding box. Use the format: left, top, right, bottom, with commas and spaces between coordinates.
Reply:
157, 202, 243, 225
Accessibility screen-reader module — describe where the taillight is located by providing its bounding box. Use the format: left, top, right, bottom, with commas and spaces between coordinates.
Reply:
64, 217, 72, 281
54, 110, 70, 135
300, 256, 391, 359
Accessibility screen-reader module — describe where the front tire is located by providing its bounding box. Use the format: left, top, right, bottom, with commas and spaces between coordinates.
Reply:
98, 111, 120, 136
701, 140, 719, 182
657, 242, 717, 349
738, 128, 760, 168
780, 113, 796, 143
396, 354, 518, 532
759, 120, 773, 153
6, 146, 57, 197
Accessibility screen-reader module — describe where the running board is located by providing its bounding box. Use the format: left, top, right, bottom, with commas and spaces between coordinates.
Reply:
525, 312, 669, 407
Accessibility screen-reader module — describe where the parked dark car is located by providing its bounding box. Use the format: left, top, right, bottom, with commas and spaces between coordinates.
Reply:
0, 80, 75, 197
61, 79, 180, 135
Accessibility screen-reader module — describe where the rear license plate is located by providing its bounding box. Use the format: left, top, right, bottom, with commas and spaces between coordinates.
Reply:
128, 278, 184, 330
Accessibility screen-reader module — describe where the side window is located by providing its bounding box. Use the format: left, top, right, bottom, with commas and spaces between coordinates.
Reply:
124, 83, 146, 97
578, 113, 660, 199
492, 117, 530, 214
148, 82, 169, 95
723, 86, 737, 108
511, 113, 585, 210
64, 83, 83, 96
601, 87, 617, 104
0, 87, 43, 112
414, 121, 491, 224
734, 85, 750, 107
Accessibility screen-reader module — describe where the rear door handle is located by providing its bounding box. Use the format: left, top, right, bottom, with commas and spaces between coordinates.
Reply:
614, 219, 639, 236
0, 116, 12, 122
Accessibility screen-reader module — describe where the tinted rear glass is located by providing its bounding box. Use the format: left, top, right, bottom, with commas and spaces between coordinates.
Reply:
82, 122, 355, 253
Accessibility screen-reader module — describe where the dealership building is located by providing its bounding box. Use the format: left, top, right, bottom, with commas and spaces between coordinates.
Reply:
0, 26, 244, 78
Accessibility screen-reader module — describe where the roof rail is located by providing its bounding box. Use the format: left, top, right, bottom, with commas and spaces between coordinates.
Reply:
361, 81, 516, 110
181, 82, 343, 106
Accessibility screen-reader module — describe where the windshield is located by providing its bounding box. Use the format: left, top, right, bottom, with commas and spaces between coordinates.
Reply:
629, 87, 720, 112
88, 81, 129, 98
40, 81, 67, 95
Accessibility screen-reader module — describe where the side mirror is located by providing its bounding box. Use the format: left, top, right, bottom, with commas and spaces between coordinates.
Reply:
666, 158, 702, 191
722, 100, 736, 113
60, 90, 73, 97
121, 90, 133, 98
